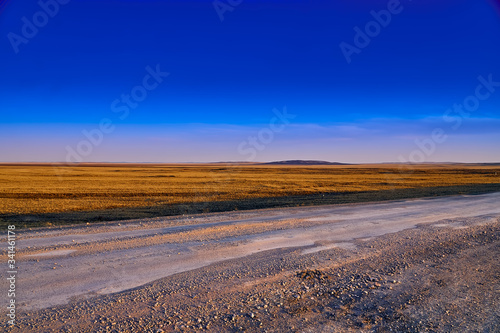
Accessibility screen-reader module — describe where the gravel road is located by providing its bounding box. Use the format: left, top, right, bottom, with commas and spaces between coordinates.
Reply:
1, 192, 499, 332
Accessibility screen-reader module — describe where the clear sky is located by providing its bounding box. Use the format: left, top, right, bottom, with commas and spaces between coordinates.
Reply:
1, 0, 500, 163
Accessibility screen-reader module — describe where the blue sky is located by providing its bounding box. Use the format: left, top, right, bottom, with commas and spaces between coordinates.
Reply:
1, 0, 500, 163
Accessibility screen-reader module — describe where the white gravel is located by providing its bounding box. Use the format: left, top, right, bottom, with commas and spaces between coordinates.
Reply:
2, 192, 499, 312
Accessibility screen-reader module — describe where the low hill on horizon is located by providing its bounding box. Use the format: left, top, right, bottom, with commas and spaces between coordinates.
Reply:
262, 160, 351, 165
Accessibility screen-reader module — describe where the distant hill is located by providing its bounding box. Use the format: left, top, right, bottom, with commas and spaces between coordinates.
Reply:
262, 160, 351, 165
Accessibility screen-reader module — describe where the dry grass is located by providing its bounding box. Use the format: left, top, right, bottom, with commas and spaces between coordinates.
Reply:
1, 163, 499, 227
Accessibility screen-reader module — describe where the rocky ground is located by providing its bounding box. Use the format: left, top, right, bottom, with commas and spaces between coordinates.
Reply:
2, 195, 499, 332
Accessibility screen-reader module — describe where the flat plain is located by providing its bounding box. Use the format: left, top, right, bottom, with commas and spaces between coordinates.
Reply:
1, 163, 499, 332
1, 163, 500, 227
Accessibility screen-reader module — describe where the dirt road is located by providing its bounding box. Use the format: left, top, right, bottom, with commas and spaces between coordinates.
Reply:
1, 192, 499, 332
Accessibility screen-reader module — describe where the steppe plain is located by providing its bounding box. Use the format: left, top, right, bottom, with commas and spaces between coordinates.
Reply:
1, 163, 499, 332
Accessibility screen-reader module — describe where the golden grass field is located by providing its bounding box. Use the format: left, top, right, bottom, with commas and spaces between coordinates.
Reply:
1, 163, 500, 227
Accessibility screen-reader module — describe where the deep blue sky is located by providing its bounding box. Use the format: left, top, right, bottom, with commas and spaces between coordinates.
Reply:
1, 0, 500, 162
